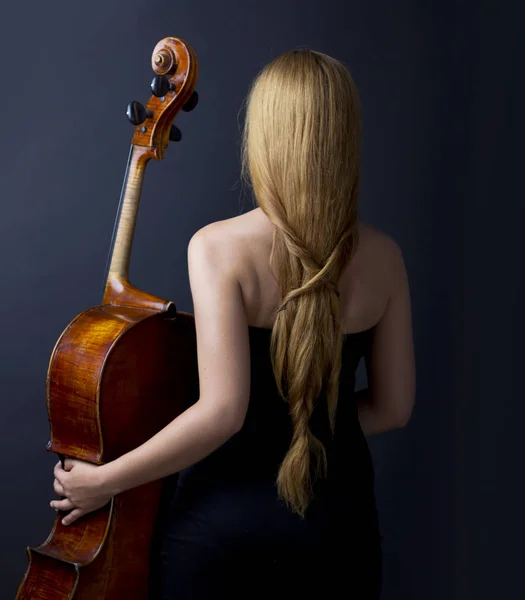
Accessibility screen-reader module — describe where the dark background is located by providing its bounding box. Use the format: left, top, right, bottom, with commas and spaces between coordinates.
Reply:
1, 1, 522, 598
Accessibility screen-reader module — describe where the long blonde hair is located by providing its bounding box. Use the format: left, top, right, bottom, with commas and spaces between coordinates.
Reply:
241, 49, 361, 517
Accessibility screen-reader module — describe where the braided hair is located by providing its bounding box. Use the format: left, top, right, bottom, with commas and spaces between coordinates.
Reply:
241, 48, 361, 517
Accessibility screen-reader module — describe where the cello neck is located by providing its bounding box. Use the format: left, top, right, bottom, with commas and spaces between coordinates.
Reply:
99, 36, 198, 313
102, 145, 172, 312
106, 145, 151, 282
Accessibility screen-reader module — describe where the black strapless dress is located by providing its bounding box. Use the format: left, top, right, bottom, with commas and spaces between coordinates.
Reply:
155, 326, 382, 599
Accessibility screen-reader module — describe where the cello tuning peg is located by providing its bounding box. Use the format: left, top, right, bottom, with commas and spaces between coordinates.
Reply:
151, 74, 175, 98
126, 101, 153, 126
169, 125, 182, 142
182, 90, 199, 112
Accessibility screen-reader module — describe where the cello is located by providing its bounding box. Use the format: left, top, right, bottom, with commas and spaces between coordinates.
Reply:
16, 36, 200, 599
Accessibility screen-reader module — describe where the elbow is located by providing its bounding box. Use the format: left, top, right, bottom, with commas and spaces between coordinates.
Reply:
396, 409, 412, 428
228, 410, 246, 435
230, 417, 245, 435
396, 395, 415, 429
214, 405, 247, 438
196, 399, 246, 441
216, 412, 245, 440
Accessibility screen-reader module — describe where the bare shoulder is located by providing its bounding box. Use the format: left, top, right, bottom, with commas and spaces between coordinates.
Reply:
358, 222, 406, 288
191, 209, 266, 247
188, 211, 260, 273
359, 222, 403, 261
191, 211, 259, 243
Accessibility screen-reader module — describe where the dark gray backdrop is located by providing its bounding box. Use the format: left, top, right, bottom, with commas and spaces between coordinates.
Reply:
1, 1, 522, 598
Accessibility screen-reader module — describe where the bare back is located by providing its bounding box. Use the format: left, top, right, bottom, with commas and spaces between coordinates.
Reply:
216, 207, 398, 334
190, 206, 415, 432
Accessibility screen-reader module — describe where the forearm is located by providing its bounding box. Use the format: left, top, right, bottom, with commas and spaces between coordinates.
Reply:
101, 400, 237, 496
355, 388, 404, 435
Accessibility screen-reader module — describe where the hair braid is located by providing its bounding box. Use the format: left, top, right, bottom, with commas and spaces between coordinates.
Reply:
241, 48, 361, 517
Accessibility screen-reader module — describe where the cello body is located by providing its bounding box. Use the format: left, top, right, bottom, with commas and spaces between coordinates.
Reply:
16, 37, 199, 599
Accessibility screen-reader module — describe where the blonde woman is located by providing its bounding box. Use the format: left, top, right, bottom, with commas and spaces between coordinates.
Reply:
51, 49, 415, 598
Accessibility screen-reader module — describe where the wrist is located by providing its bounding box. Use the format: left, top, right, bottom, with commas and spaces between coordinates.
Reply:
99, 460, 124, 497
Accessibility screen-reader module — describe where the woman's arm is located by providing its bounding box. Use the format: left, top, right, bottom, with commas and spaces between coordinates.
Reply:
355, 389, 402, 435
101, 224, 252, 496
357, 241, 416, 436
101, 398, 242, 496
51, 225, 252, 523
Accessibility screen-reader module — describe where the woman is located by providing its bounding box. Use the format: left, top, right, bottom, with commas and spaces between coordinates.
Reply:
50, 49, 415, 598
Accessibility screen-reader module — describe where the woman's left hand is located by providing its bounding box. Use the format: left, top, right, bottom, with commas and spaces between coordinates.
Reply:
51, 458, 114, 526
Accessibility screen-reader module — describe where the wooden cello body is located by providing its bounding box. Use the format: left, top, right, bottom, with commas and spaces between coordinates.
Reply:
16, 37, 200, 599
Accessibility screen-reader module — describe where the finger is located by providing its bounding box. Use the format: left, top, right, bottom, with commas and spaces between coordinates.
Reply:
62, 508, 84, 526
53, 478, 66, 496
50, 497, 75, 511
54, 462, 66, 481
63, 458, 75, 471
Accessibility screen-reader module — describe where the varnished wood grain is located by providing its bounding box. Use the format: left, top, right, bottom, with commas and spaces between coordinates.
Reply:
16, 310, 199, 599
103, 146, 157, 301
